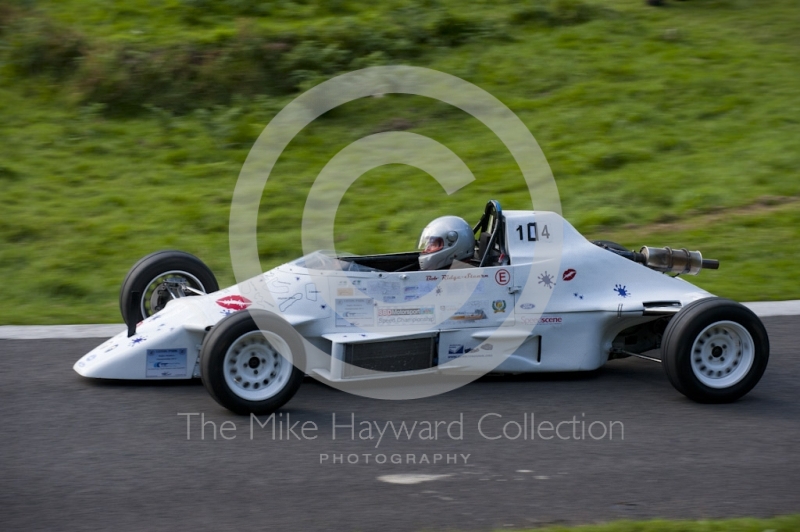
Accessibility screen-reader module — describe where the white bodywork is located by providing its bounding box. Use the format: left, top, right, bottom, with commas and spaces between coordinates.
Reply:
75, 211, 712, 380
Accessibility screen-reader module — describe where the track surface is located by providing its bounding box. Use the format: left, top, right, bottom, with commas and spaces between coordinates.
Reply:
1, 317, 799, 531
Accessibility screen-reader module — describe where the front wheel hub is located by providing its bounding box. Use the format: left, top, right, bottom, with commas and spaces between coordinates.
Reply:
142, 272, 205, 318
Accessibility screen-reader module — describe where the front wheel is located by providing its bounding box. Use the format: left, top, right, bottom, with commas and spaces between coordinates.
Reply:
120, 250, 219, 327
200, 310, 305, 415
661, 298, 769, 403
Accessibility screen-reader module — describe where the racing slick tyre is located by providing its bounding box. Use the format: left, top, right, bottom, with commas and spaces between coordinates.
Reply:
120, 250, 219, 327
661, 297, 769, 403
200, 310, 305, 415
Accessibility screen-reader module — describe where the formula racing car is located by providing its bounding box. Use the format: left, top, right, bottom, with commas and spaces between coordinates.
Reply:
74, 200, 769, 414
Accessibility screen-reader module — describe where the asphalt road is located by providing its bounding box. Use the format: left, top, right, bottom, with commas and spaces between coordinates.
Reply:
1, 317, 799, 531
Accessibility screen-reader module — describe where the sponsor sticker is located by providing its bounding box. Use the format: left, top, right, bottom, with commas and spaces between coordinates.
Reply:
335, 298, 375, 327
520, 316, 563, 325
146, 348, 187, 378
539, 316, 563, 323
439, 272, 488, 281
377, 307, 435, 317
491, 300, 507, 313
448, 344, 465, 355
376, 306, 436, 326
449, 309, 488, 321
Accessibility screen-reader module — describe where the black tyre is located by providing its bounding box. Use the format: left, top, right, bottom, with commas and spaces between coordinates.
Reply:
200, 310, 305, 415
120, 250, 219, 327
661, 297, 769, 403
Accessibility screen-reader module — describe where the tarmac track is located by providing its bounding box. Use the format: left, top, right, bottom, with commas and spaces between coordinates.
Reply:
1, 316, 798, 531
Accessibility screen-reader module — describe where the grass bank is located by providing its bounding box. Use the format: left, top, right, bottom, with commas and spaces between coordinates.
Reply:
0, 0, 798, 324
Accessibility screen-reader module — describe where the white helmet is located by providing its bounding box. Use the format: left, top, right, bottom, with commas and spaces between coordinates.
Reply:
418, 216, 474, 270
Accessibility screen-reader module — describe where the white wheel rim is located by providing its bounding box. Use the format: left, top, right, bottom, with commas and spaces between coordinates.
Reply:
142, 270, 205, 318
223, 331, 294, 401
690, 320, 755, 389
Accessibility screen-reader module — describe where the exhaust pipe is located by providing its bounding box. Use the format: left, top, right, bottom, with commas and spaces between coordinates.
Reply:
639, 246, 719, 275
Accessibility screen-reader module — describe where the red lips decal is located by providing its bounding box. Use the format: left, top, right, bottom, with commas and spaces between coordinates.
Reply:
216, 295, 252, 311
562, 269, 576, 281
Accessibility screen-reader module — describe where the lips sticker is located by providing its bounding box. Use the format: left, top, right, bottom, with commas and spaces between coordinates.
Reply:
216, 295, 252, 311
562, 269, 577, 281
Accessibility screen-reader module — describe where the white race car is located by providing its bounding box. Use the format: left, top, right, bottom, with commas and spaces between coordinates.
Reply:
74, 201, 769, 413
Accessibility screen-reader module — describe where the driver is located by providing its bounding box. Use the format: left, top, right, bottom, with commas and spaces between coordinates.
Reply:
418, 216, 475, 270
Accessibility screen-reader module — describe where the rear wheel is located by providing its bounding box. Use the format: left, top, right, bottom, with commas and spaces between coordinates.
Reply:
200, 310, 305, 415
661, 298, 769, 403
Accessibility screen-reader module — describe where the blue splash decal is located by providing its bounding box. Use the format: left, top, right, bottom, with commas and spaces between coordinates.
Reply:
614, 284, 631, 298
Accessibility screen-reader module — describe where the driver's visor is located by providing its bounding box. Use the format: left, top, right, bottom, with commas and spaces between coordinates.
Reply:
418, 236, 444, 255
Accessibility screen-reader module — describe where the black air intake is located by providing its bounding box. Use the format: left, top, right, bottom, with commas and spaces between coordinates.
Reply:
343, 338, 436, 377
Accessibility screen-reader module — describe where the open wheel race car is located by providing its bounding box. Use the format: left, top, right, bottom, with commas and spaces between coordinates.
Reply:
74, 200, 769, 414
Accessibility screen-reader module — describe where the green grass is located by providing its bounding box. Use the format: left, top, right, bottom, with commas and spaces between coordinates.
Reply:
513, 514, 800, 532
0, 0, 799, 324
